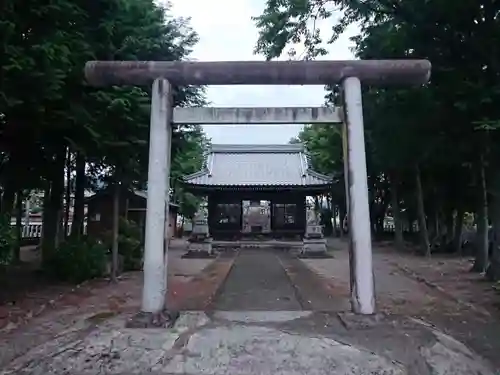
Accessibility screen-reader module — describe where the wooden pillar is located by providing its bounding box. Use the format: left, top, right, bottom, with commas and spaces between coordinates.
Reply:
207, 194, 216, 238
299, 194, 307, 235
239, 198, 243, 237
270, 199, 275, 238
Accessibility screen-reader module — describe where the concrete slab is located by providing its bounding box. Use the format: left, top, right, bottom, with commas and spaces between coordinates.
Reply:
1, 311, 494, 375
213, 310, 313, 323
419, 324, 494, 375
212, 240, 303, 250
158, 325, 406, 375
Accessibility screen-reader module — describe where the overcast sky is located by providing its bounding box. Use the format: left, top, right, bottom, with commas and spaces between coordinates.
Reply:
169, 0, 358, 144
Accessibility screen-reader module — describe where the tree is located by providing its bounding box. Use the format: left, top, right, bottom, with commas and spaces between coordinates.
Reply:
254, 0, 500, 276
0, 0, 207, 269
293, 124, 346, 235
171, 125, 209, 219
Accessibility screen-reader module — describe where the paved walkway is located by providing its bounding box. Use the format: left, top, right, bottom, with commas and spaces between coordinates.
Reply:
212, 250, 302, 310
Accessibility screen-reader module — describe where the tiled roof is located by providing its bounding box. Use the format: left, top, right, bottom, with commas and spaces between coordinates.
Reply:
183, 144, 332, 188
85, 189, 179, 207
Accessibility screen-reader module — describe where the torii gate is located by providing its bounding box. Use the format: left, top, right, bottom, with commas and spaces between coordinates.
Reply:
85, 60, 431, 321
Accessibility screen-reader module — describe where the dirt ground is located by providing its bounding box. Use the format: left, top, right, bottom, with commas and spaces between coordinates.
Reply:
0, 247, 218, 332
304, 238, 500, 367
385, 248, 500, 316
0, 246, 235, 368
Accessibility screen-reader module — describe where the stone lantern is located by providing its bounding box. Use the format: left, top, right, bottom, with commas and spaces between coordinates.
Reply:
185, 205, 213, 257
301, 203, 327, 257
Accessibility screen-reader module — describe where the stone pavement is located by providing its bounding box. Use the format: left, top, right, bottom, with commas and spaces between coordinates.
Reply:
0, 247, 498, 374
212, 250, 301, 310
1, 310, 495, 375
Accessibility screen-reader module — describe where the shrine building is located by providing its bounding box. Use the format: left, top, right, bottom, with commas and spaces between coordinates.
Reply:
182, 144, 332, 240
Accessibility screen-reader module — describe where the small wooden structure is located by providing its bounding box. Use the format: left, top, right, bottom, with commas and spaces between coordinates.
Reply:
86, 188, 179, 240
183, 144, 332, 240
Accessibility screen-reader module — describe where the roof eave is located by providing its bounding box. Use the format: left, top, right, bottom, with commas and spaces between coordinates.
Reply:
305, 169, 334, 182
209, 143, 305, 153
183, 168, 210, 182
84, 188, 181, 207
182, 182, 333, 193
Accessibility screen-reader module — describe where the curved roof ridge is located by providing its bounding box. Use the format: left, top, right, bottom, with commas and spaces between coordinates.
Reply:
210, 143, 304, 153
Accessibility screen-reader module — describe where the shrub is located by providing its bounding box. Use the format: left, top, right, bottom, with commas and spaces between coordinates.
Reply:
118, 218, 143, 270
46, 236, 107, 283
103, 218, 143, 271
0, 215, 15, 265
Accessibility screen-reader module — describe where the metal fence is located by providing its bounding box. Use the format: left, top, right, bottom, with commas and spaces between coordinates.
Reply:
10, 221, 88, 239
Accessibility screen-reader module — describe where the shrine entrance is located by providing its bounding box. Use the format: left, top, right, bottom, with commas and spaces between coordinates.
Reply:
242, 200, 270, 236
84, 59, 431, 317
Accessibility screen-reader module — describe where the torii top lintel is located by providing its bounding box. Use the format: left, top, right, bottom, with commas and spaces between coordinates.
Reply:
84, 60, 431, 87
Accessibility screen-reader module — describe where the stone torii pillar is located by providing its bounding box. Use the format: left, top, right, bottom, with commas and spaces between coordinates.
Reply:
84, 60, 431, 321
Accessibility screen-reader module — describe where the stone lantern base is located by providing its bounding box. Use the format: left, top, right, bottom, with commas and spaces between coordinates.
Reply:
184, 235, 214, 258
300, 224, 330, 258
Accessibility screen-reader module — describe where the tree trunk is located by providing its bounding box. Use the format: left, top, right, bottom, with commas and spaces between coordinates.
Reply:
485, 195, 500, 280
434, 210, 440, 241
0, 182, 16, 220
70, 152, 85, 238
339, 202, 347, 237
58, 187, 65, 245
41, 149, 66, 265
453, 207, 465, 253
415, 164, 431, 256
111, 183, 120, 282
374, 214, 384, 237
63, 148, 71, 238
180, 215, 185, 237
25, 193, 30, 227
40, 182, 51, 250
428, 206, 441, 248
13, 191, 23, 263
406, 207, 416, 234
369, 195, 376, 234
124, 197, 129, 220
444, 208, 454, 243
471, 154, 489, 273
390, 174, 404, 251
332, 205, 338, 236
486, 169, 500, 280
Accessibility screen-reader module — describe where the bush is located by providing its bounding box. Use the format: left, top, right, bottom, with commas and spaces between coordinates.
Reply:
0, 215, 15, 265
103, 218, 143, 271
118, 218, 143, 270
46, 237, 107, 283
